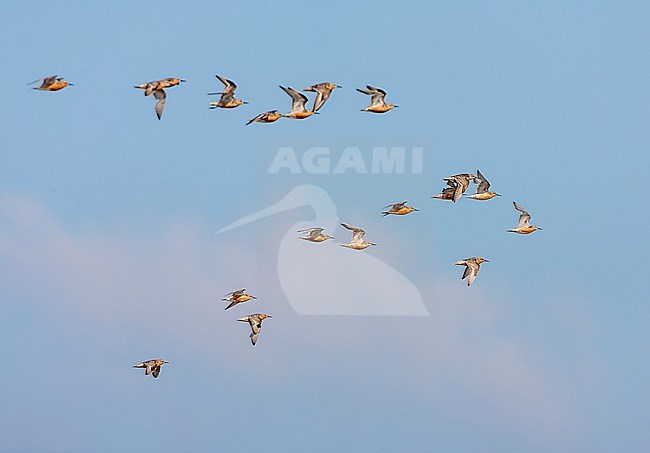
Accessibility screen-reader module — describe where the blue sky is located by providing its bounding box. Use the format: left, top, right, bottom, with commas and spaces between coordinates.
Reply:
1, 1, 649, 451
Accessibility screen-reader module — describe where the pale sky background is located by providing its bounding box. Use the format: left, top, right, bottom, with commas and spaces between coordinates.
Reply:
1, 1, 649, 451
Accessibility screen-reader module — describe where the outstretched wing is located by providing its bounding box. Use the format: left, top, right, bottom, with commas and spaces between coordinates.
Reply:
42, 75, 58, 88
366, 85, 387, 106
232, 289, 246, 298
246, 110, 278, 125
385, 201, 407, 210
513, 201, 531, 227
153, 89, 166, 120
312, 87, 332, 112
341, 223, 366, 243
466, 261, 480, 286
250, 318, 262, 335
216, 75, 237, 94
246, 112, 264, 125
475, 169, 491, 193
280, 86, 308, 112
307, 227, 324, 237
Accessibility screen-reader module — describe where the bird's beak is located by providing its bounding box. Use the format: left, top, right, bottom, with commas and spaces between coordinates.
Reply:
180, 79, 186, 83
267, 315, 273, 318
252, 296, 257, 299
484, 260, 490, 263
413, 208, 420, 211
496, 193, 502, 196
538, 227, 543, 230
243, 101, 249, 104
68, 83, 75, 86
336, 85, 343, 88
394, 105, 400, 108
164, 361, 170, 364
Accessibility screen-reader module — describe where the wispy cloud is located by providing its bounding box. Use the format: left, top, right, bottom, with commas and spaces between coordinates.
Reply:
0, 193, 593, 450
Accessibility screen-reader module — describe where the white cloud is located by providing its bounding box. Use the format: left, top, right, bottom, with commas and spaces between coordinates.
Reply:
0, 192, 594, 449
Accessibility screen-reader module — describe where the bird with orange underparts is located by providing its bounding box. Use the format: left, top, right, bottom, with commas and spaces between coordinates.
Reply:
382, 201, 419, 217
431, 178, 457, 201
357, 85, 398, 113
444, 173, 476, 203
134, 77, 185, 120
464, 169, 500, 201
246, 110, 283, 125
237, 313, 272, 346
279, 86, 316, 119
303, 82, 341, 112
454, 257, 489, 286
133, 359, 169, 378
298, 227, 333, 243
29, 75, 74, 91
223, 289, 257, 311
508, 201, 543, 234
340, 223, 377, 250
208, 75, 247, 109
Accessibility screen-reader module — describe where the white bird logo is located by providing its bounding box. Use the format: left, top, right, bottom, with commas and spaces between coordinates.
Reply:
216, 185, 429, 316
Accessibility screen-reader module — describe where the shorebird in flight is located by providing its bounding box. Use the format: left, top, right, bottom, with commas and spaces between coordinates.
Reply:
134, 77, 185, 120
238, 313, 272, 346
357, 85, 398, 113
208, 75, 247, 109
431, 178, 457, 201
133, 359, 169, 378
444, 173, 476, 203
298, 227, 334, 243
465, 169, 500, 201
303, 82, 341, 112
223, 289, 257, 311
340, 223, 377, 250
29, 75, 74, 91
508, 202, 543, 234
280, 86, 316, 119
454, 257, 489, 287
382, 201, 419, 216
246, 110, 283, 125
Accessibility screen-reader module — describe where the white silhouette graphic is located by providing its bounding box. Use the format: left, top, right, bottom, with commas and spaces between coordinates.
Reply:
217, 185, 429, 316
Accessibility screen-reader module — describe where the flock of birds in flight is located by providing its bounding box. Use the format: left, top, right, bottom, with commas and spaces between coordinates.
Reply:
31, 73, 542, 379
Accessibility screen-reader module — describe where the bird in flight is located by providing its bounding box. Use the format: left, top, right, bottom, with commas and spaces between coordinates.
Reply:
357, 85, 398, 113
246, 110, 283, 125
238, 313, 272, 346
133, 359, 169, 378
508, 202, 543, 234
280, 86, 316, 119
223, 289, 257, 311
454, 257, 489, 286
339, 223, 377, 250
303, 82, 341, 112
444, 173, 476, 203
464, 169, 500, 201
382, 201, 419, 216
297, 227, 334, 243
431, 178, 457, 201
208, 75, 248, 109
29, 75, 74, 91
134, 77, 185, 120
